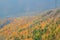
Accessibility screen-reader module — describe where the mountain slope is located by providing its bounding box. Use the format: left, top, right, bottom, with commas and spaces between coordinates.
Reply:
0, 8, 60, 40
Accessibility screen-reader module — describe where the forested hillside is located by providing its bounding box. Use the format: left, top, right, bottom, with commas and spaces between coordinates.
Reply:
0, 8, 60, 40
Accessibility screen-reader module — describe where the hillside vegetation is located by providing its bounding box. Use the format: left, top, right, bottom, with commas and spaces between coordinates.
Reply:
0, 8, 60, 40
